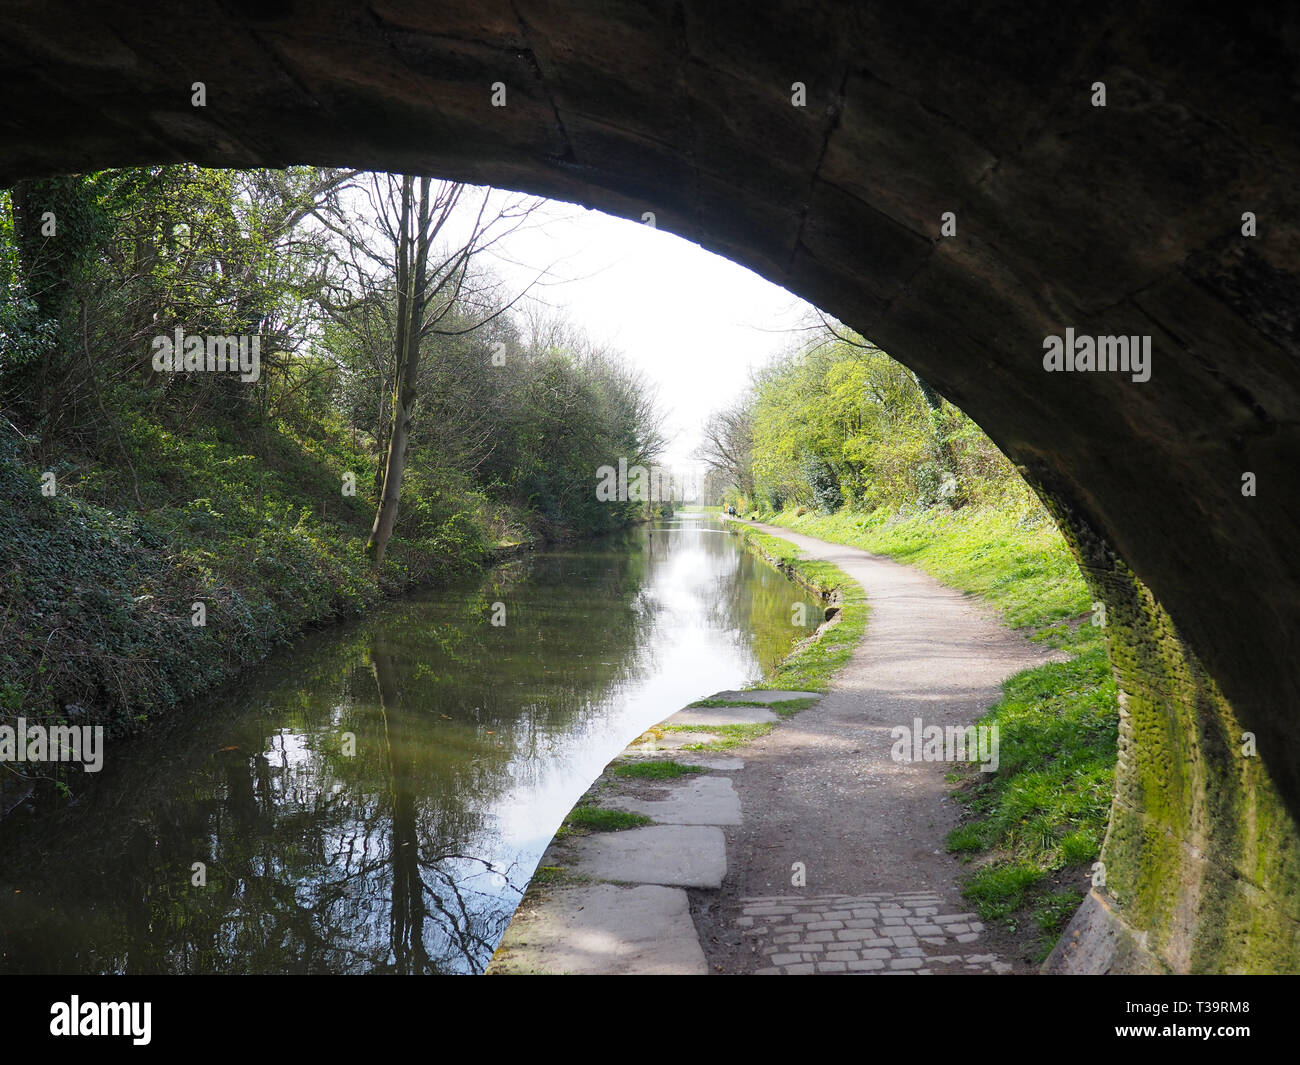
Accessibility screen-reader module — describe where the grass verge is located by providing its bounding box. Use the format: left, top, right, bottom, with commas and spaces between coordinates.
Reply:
944, 642, 1117, 959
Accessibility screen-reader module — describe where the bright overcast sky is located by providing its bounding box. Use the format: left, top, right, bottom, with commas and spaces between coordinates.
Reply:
472, 193, 817, 471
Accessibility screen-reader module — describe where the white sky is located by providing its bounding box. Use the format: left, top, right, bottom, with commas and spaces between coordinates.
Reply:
472, 195, 816, 471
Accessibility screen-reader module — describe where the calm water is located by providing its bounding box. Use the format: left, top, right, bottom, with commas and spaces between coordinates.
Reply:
0, 513, 821, 974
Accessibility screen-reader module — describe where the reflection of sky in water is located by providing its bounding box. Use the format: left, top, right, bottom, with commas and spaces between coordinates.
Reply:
277, 513, 811, 968
0, 514, 822, 974
481, 517, 792, 940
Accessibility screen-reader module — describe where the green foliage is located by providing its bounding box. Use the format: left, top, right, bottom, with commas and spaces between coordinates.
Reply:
528, 866, 569, 887
801, 451, 844, 514
0, 165, 663, 771
0, 383, 492, 752
660, 722, 775, 751
687, 696, 816, 712
713, 326, 1026, 516
961, 861, 1043, 920
939, 642, 1117, 955
1036, 889, 1087, 941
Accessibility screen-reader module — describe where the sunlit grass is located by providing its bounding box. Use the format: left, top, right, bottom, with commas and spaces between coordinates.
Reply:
560, 806, 652, 833
660, 722, 775, 751
942, 642, 1116, 958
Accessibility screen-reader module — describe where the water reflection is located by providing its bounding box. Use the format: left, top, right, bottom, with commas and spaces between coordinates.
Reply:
0, 514, 822, 973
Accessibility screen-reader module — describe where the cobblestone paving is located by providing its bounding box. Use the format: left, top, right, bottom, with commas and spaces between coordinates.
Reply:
738, 892, 1013, 974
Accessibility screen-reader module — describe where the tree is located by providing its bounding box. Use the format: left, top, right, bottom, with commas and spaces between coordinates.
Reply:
696, 396, 755, 499
315, 175, 540, 564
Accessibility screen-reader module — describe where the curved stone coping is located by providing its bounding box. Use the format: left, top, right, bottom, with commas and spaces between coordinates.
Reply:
701, 689, 821, 704
664, 706, 778, 726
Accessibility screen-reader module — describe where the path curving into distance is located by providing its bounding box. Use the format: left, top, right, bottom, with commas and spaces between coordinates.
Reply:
696, 521, 1067, 975
489, 520, 1069, 975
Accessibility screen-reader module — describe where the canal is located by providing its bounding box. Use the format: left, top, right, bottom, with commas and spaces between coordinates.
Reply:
0, 512, 822, 973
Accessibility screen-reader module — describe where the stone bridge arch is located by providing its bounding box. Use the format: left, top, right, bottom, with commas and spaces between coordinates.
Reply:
3, 1, 1297, 972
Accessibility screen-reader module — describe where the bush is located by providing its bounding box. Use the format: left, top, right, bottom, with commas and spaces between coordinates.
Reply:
800, 453, 844, 514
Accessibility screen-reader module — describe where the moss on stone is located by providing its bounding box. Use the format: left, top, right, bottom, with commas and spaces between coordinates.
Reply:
1039, 488, 1300, 972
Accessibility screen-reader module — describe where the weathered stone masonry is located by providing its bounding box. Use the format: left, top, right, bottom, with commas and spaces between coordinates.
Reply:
3, 1, 1298, 971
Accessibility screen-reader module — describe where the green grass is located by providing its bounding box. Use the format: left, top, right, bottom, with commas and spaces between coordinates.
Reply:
518, 863, 594, 895
528, 865, 568, 886
962, 861, 1043, 920
612, 760, 706, 779
660, 722, 775, 751
686, 696, 819, 717
942, 642, 1117, 957
560, 806, 653, 833
1036, 889, 1087, 939
771, 697, 820, 718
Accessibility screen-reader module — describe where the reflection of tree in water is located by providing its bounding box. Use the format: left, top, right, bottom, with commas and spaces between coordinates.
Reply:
677, 521, 823, 674
0, 526, 668, 974
373, 640, 522, 973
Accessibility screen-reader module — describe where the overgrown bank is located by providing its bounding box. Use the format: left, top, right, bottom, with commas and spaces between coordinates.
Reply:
0, 410, 665, 810
0, 165, 668, 812
1, 406, 493, 749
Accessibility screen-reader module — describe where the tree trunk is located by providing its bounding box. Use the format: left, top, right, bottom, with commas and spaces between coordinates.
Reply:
366, 176, 431, 566
367, 388, 413, 564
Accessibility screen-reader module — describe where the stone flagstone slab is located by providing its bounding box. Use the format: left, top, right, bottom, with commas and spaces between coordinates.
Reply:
611, 775, 742, 825
664, 706, 778, 726
569, 825, 727, 888
702, 689, 820, 704
488, 884, 707, 975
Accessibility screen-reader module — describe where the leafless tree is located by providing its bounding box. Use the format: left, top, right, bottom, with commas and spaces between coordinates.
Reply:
696, 396, 755, 498
315, 175, 542, 564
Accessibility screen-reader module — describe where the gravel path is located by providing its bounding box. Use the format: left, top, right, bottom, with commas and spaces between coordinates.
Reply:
694, 521, 1067, 974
